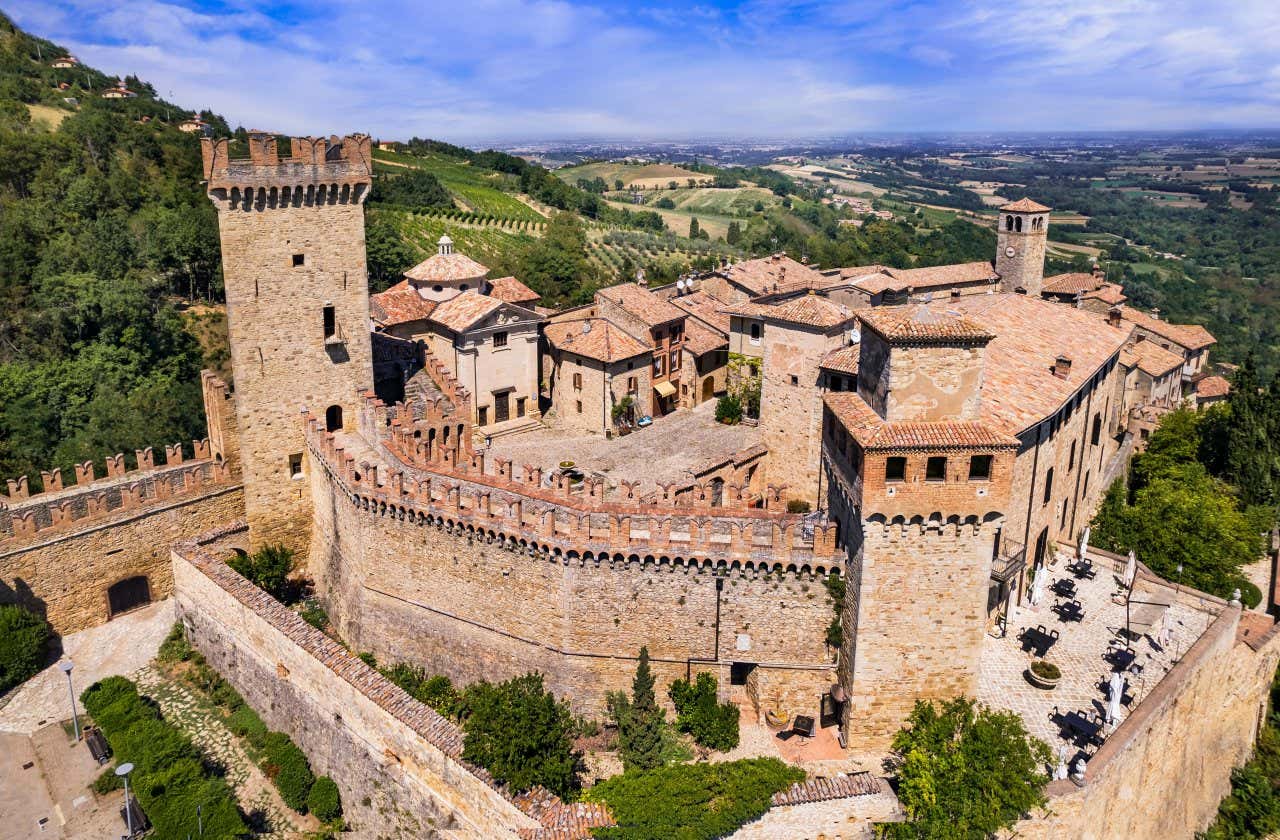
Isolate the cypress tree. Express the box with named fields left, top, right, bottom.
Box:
left=689, top=217, right=701, bottom=240
left=619, top=647, right=664, bottom=771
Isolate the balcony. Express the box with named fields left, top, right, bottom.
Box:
left=991, top=541, right=1026, bottom=583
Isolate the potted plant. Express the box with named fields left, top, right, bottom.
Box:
left=1025, top=659, right=1061, bottom=690
left=558, top=460, right=575, bottom=470
left=765, top=709, right=790, bottom=730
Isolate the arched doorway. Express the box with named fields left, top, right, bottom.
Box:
left=326, top=405, right=344, bottom=432
left=702, top=378, right=714, bottom=402
left=711, top=477, right=724, bottom=507
left=107, top=576, right=151, bottom=618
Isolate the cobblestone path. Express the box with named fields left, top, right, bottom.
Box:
left=132, top=665, right=310, bottom=837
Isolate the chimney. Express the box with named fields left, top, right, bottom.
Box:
left=1107, top=307, right=1122, bottom=328
left=1052, top=355, right=1073, bottom=379
left=1151, top=308, right=1160, bottom=321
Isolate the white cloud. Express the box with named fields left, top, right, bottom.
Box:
left=9, top=0, right=1280, bottom=139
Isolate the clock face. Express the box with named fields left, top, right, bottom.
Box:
left=1005, top=246, right=1016, bottom=257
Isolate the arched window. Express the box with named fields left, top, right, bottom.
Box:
left=325, top=405, right=343, bottom=432
left=1014, top=216, right=1023, bottom=232
left=1006, top=215, right=1014, bottom=231
left=107, top=576, right=151, bottom=617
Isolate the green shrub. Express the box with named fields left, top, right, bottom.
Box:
left=228, top=705, right=268, bottom=749
left=79, top=677, right=248, bottom=839
left=668, top=672, right=740, bottom=751
left=0, top=604, right=50, bottom=693
left=300, top=601, right=329, bottom=631
left=228, top=544, right=299, bottom=603
left=1030, top=660, right=1061, bottom=680
left=460, top=673, right=580, bottom=799
left=1239, top=579, right=1264, bottom=610
left=586, top=757, right=803, bottom=840
left=786, top=499, right=811, bottom=514
left=380, top=663, right=463, bottom=719
left=307, top=776, right=343, bottom=822
left=714, top=394, right=742, bottom=425
left=156, top=622, right=193, bottom=664
left=92, top=765, right=123, bottom=794
left=262, top=731, right=315, bottom=812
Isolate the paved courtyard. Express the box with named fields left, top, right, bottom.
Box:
left=489, top=399, right=762, bottom=494
left=0, top=599, right=175, bottom=734
left=976, top=550, right=1211, bottom=771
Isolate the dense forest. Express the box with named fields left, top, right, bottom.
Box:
left=0, top=13, right=222, bottom=486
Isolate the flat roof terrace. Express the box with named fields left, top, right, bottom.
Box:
left=977, top=547, right=1217, bottom=770
left=487, top=400, right=763, bottom=497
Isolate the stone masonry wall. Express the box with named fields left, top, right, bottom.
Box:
left=1013, top=606, right=1280, bottom=840
left=842, top=516, right=999, bottom=750
left=306, top=455, right=838, bottom=720
left=759, top=324, right=842, bottom=504
left=0, top=484, right=243, bottom=634
left=171, top=528, right=540, bottom=839
left=212, top=188, right=374, bottom=556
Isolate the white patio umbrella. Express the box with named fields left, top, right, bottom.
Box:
left=1107, top=672, right=1126, bottom=724
left=1054, top=745, right=1070, bottom=780
left=1030, top=566, right=1048, bottom=607
left=1078, top=526, right=1091, bottom=561
left=1124, top=550, right=1138, bottom=589
left=1004, top=583, right=1018, bottom=634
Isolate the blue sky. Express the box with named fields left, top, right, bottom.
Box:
left=11, top=0, right=1280, bottom=142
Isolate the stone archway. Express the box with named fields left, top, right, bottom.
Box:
left=107, top=576, right=151, bottom=618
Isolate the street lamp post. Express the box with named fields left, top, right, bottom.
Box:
left=58, top=661, right=80, bottom=741
left=117, top=762, right=136, bottom=838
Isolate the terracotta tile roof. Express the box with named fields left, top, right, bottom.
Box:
left=596, top=283, right=685, bottom=326
left=545, top=318, right=650, bottom=363
left=723, top=293, right=854, bottom=329
left=405, top=251, right=489, bottom=284
left=1043, top=272, right=1103, bottom=295
left=1080, top=282, right=1127, bottom=305
left=820, top=345, right=860, bottom=376
left=370, top=286, right=438, bottom=326
left=683, top=318, right=728, bottom=356
left=671, top=291, right=731, bottom=334
left=858, top=305, right=995, bottom=343
left=771, top=772, right=884, bottom=806
left=824, top=392, right=1018, bottom=450
left=1121, top=307, right=1216, bottom=351
left=1195, top=375, right=1231, bottom=399
left=488, top=275, right=541, bottom=305
left=429, top=292, right=505, bottom=333
left=831, top=264, right=891, bottom=281
left=1122, top=340, right=1184, bottom=378
left=945, top=293, right=1131, bottom=434
left=1000, top=197, right=1052, bottom=213
left=719, top=254, right=826, bottom=295
left=882, top=261, right=998, bottom=291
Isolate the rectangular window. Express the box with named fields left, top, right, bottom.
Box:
left=494, top=331, right=508, bottom=348
left=670, top=350, right=679, bottom=370
left=292, top=253, right=305, bottom=267
left=1043, top=467, right=1055, bottom=504
left=288, top=453, right=304, bottom=479
left=573, top=372, right=583, bottom=390
left=654, top=356, right=664, bottom=375
left=322, top=305, right=336, bottom=339
left=576, top=400, right=582, bottom=414
left=925, top=456, right=946, bottom=482
left=885, top=456, right=906, bottom=482
left=478, top=406, right=488, bottom=425
left=627, top=376, right=637, bottom=392
left=968, top=455, right=992, bottom=481
left=749, top=322, right=761, bottom=346
left=517, top=397, right=526, bottom=418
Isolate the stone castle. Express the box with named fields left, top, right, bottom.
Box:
left=1, top=132, right=1276, bottom=838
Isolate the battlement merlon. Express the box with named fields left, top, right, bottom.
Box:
left=201, top=134, right=373, bottom=196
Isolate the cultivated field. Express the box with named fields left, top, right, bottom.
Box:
left=557, top=161, right=712, bottom=189
left=372, top=149, right=546, bottom=222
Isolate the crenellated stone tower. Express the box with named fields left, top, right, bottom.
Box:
left=202, top=133, right=375, bottom=554
left=822, top=306, right=1018, bottom=748
left=995, top=197, right=1050, bottom=296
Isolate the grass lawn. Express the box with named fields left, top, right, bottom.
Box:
left=27, top=103, right=71, bottom=130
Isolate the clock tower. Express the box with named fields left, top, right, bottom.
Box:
left=995, top=197, right=1050, bottom=296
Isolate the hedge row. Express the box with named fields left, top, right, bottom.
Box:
left=81, top=676, right=248, bottom=839
left=157, top=623, right=342, bottom=823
